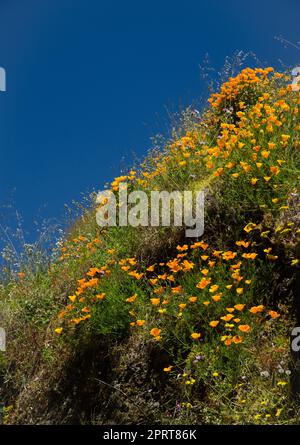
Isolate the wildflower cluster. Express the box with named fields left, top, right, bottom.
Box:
left=53, top=67, right=299, bottom=424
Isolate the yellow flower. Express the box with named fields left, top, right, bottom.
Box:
left=172, top=285, right=182, bottom=294
left=196, top=277, right=211, bottom=289
left=150, top=327, right=161, bottom=337
left=249, top=305, right=265, bottom=314
left=126, top=294, right=138, bottom=303
left=236, top=287, right=244, bottom=295
left=222, top=251, right=237, bottom=261
left=136, top=319, right=145, bottom=326
left=224, top=338, right=232, bottom=346
left=209, top=320, right=219, bottom=328
left=226, top=162, right=235, bottom=168
left=158, top=308, right=167, bottom=314
left=191, top=241, right=208, bottom=250
left=87, top=267, right=102, bottom=277
left=177, top=244, right=189, bottom=251
left=191, top=332, right=201, bottom=340
left=150, top=298, right=160, bottom=306
left=267, top=254, right=278, bottom=261
left=166, top=258, right=181, bottom=273
left=213, top=167, right=224, bottom=177
left=154, top=286, right=164, bottom=295
left=234, top=304, right=245, bottom=311
left=212, top=293, right=222, bottom=302
left=270, top=165, right=280, bottom=175
left=261, top=150, right=270, bottom=158
left=128, top=258, right=136, bottom=266
left=182, top=260, right=194, bottom=271
left=158, top=273, right=167, bottom=280
left=163, top=366, right=173, bottom=372
left=242, top=253, right=257, bottom=260
left=268, top=310, right=280, bottom=319
left=221, top=314, right=234, bottom=322
left=54, top=327, right=63, bottom=335
left=238, top=324, right=251, bottom=333
left=260, top=230, right=270, bottom=238
left=189, top=296, right=198, bottom=303
left=244, top=222, right=257, bottom=233
left=209, top=284, right=219, bottom=293
left=128, top=270, right=144, bottom=280
left=240, top=162, right=251, bottom=172
left=183, top=402, right=193, bottom=409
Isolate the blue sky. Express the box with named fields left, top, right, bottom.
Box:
left=0, top=0, right=299, bottom=242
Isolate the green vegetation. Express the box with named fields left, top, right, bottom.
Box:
left=0, top=67, right=299, bottom=425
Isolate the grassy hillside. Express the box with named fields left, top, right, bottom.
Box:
left=0, top=67, right=300, bottom=425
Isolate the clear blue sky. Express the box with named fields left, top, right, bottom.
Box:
left=0, top=0, right=299, bottom=242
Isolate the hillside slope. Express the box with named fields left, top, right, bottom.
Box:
left=0, top=67, right=300, bottom=425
